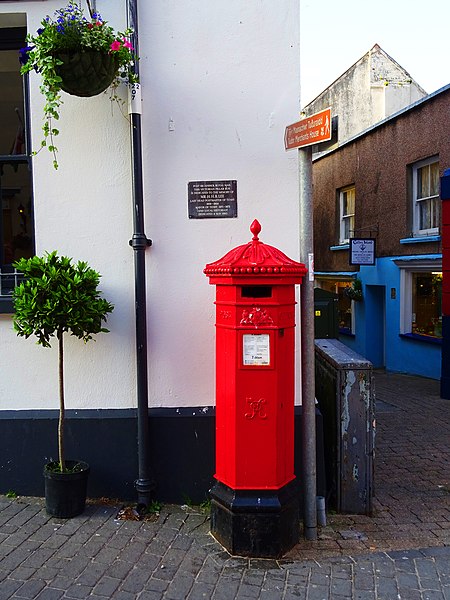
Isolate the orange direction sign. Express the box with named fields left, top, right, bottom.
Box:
left=284, top=107, right=332, bottom=150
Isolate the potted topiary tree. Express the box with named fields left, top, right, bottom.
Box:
left=12, top=251, right=114, bottom=518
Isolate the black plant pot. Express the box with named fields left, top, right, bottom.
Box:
left=43, top=460, right=90, bottom=518
left=55, top=51, right=119, bottom=97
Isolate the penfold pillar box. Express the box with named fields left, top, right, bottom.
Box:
left=204, top=220, right=307, bottom=557
left=441, top=168, right=450, bottom=399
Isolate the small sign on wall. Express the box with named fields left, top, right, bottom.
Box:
left=188, top=180, right=237, bottom=219
left=349, top=238, right=376, bottom=266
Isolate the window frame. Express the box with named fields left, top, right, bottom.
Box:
left=397, top=259, right=442, bottom=339
left=411, top=156, right=440, bottom=237
left=339, top=186, right=355, bottom=245
left=0, top=20, right=34, bottom=313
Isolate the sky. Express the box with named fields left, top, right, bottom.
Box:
left=300, top=0, right=450, bottom=107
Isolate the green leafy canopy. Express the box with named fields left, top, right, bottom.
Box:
left=13, top=251, right=114, bottom=348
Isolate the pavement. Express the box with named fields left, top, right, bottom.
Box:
left=0, top=371, right=449, bottom=599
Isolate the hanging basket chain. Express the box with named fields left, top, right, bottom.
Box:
left=85, top=0, right=94, bottom=19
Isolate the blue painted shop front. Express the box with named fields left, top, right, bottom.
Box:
left=339, top=254, right=442, bottom=380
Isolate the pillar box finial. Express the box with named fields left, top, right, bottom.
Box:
left=250, top=219, right=261, bottom=241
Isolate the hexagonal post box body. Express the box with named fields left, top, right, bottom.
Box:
left=441, top=169, right=450, bottom=399
left=211, top=268, right=301, bottom=491
left=204, top=220, right=307, bottom=558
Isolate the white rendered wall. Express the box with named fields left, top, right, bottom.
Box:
left=0, top=0, right=301, bottom=410
left=304, top=45, right=427, bottom=147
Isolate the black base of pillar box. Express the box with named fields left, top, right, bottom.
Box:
left=441, top=315, right=450, bottom=400
left=210, top=479, right=300, bottom=558
left=440, top=376, right=450, bottom=400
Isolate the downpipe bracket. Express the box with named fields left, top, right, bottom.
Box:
left=129, top=234, right=152, bottom=249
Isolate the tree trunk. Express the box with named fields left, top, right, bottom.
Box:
left=58, top=330, right=65, bottom=472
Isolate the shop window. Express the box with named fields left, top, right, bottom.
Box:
left=411, top=272, right=442, bottom=338
left=0, top=19, right=34, bottom=311
left=339, top=186, right=355, bottom=245
left=412, top=157, right=440, bottom=236
left=398, top=260, right=442, bottom=340
left=337, top=283, right=353, bottom=333
left=317, top=278, right=355, bottom=334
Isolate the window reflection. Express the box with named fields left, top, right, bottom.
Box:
left=0, top=22, right=34, bottom=301
left=411, top=272, right=442, bottom=338
left=1, top=163, right=33, bottom=265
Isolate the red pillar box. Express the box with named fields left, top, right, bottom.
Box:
left=440, top=168, right=450, bottom=399
left=204, top=220, right=307, bottom=557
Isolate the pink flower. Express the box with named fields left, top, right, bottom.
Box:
left=123, top=39, right=133, bottom=50
left=110, top=40, right=121, bottom=52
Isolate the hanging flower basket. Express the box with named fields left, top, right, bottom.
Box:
left=55, top=51, right=120, bottom=97
left=344, top=278, right=363, bottom=302
left=19, top=2, right=138, bottom=168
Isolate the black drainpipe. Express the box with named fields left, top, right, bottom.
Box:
left=127, top=0, right=155, bottom=508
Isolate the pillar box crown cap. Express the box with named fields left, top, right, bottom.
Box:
left=204, top=219, right=307, bottom=283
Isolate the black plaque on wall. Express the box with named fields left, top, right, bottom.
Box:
left=188, top=180, right=237, bottom=219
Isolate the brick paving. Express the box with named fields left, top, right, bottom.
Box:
left=0, top=371, right=449, bottom=599
left=285, top=371, right=450, bottom=561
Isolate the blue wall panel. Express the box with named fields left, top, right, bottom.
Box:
left=337, top=256, right=441, bottom=380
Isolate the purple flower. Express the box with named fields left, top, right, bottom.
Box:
left=18, top=45, right=34, bottom=66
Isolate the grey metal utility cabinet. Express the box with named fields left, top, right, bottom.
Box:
left=315, top=339, right=375, bottom=515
